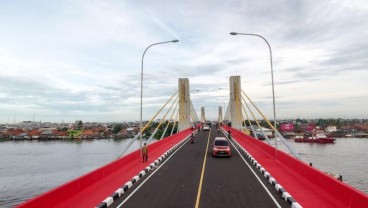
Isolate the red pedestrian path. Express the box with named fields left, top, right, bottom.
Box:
left=223, top=125, right=368, bottom=208
left=17, top=129, right=192, bottom=208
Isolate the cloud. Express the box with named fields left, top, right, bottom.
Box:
left=151, top=18, right=180, bottom=40
left=0, top=0, right=367, bottom=122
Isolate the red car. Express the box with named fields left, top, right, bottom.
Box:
left=212, top=137, right=231, bottom=157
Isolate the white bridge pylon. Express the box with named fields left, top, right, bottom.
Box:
left=200, top=107, right=206, bottom=123
left=178, top=78, right=191, bottom=131
left=176, top=78, right=301, bottom=160
left=229, top=76, right=243, bottom=130
left=218, top=106, right=223, bottom=123
left=178, top=76, right=242, bottom=131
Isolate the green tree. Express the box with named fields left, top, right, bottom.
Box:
left=112, top=124, right=123, bottom=134
left=76, top=120, right=83, bottom=130
left=156, top=129, right=164, bottom=139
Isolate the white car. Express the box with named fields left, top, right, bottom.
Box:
left=202, top=125, right=210, bottom=131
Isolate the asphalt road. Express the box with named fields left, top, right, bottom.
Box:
left=112, top=126, right=289, bottom=208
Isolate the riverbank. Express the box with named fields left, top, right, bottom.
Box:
left=0, top=136, right=142, bottom=142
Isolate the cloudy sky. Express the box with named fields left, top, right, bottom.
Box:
left=0, top=0, right=367, bottom=123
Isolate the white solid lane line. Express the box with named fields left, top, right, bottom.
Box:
left=229, top=139, right=282, bottom=208
left=117, top=139, right=189, bottom=208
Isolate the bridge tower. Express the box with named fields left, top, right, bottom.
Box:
left=178, top=78, right=191, bottom=131
left=224, top=102, right=230, bottom=121
left=230, top=76, right=243, bottom=130
left=218, top=106, right=223, bottom=123
left=200, top=107, right=206, bottom=123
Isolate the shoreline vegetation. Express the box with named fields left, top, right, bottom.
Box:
left=1, top=118, right=367, bottom=142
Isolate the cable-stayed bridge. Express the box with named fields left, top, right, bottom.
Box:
left=17, top=77, right=368, bottom=208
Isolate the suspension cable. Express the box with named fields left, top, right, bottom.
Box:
left=117, top=91, right=178, bottom=158
left=240, top=97, right=254, bottom=136
left=147, top=95, right=178, bottom=143
left=189, top=99, right=199, bottom=122
left=241, top=94, right=262, bottom=128
left=241, top=89, right=301, bottom=159
left=241, top=90, right=275, bottom=131
left=170, top=110, right=179, bottom=136
left=224, top=99, right=231, bottom=121
left=243, top=106, right=252, bottom=128
left=240, top=94, right=261, bottom=140
left=161, top=102, right=179, bottom=140
left=241, top=94, right=272, bottom=144
left=141, top=90, right=178, bottom=134
left=239, top=93, right=247, bottom=129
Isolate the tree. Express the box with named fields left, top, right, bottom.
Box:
left=76, top=120, right=83, bottom=130
left=112, top=124, right=123, bottom=134
left=156, top=129, right=164, bottom=139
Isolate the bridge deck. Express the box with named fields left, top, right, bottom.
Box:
left=18, top=126, right=368, bottom=208
left=112, top=127, right=289, bottom=208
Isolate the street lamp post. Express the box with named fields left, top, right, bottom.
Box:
left=140, top=39, right=179, bottom=152
left=230, top=32, right=277, bottom=149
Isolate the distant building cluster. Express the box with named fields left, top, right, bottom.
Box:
left=227, top=118, right=368, bottom=139
left=277, top=119, right=368, bottom=138
left=0, top=121, right=141, bottom=140
left=1, top=118, right=367, bottom=141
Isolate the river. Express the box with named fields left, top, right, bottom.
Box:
left=0, top=139, right=144, bottom=208
left=0, top=137, right=367, bottom=207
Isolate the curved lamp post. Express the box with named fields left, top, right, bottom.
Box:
left=140, top=39, right=179, bottom=151
left=229, top=32, right=277, bottom=148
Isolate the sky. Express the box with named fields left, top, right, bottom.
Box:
left=0, top=0, right=367, bottom=123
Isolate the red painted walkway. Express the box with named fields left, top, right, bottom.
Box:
left=223, top=125, right=368, bottom=208
left=17, top=129, right=192, bottom=208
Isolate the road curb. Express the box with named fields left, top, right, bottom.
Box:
left=95, top=137, right=190, bottom=208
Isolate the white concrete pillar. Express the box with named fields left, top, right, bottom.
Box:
left=178, top=78, right=191, bottom=131
left=200, top=107, right=206, bottom=123
left=224, top=100, right=231, bottom=122
left=218, top=106, right=223, bottom=123
left=230, top=76, right=242, bottom=130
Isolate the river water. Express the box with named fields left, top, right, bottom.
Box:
left=0, top=139, right=144, bottom=208
left=0, top=138, right=367, bottom=207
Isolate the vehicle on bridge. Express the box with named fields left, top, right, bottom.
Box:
left=212, top=137, right=231, bottom=157
left=189, top=133, right=195, bottom=143
left=202, top=125, right=210, bottom=131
